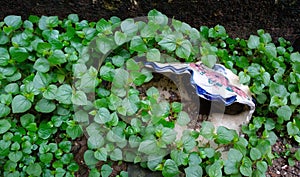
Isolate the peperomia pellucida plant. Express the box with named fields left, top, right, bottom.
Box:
left=0, top=9, right=299, bottom=177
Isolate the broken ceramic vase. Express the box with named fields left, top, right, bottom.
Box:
left=144, top=61, right=256, bottom=132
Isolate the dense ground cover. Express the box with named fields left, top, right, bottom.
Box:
left=0, top=9, right=299, bottom=176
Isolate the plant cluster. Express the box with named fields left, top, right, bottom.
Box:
left=0, top=9, right=299, bottom=177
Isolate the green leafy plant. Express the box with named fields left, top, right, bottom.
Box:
left=0, top=9, right=299, bottom=177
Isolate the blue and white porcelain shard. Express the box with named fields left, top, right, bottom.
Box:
left=144, top=61, right=256, bottom=124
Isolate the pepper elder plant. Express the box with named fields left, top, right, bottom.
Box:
left=0, top=9, right=299, bottom=177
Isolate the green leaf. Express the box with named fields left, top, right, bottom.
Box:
left=148, top=9, right=168, bottom=25
left=111, top=68, right=129, bottom=97
left=146, top=48, right=161, bottom=62
left=224, top=160, right=239, bottom=175
left=108, top=94, right=122, bottom=111
left=199, top=121, right=215, bottom=140
left=35, top=98, right=56, bottom=113
left=182, top=134, right=197, bottom=152
left=79, top=67, right=98, bottom=92
left=84, top=150, right=98, bottom=167
left=216, top=126, right=235, bottom=144
left=20, top=113, right=35, bottom=128
left=176, top=40, right=192, bottom=59
left=290, top=92, right=300, bottom=106
left=146, top=86, right=160, bottom=98
left=111, top=55, right=125, bottom=67
left=38, top=16, right=59, bottom=30
left=83, top=27, right=96, bottom=40
left=269, top=81, right=289, bottom=97
left=48, top=50, right=66, bottom=65
left=59, top=141, right=72, bottom=153
left=89, top=168, right=100, bottom=177
left=120, top=97, right=139, bottom=116
left=0, top=31, right=9, bottom=45
left=260, top=32, right=272, bottom=43
left=250, top=148, right=262, bottom=161
left=151, top=103, right=168, bottom=124
left=0, top=48, right=10, bottom=66
left=33, top=71, right=51, bottom=90
left=265, top=43, right=277, bottom=58
left=130, top=36, right=147, bottom=52
left=201, top=55, right=217, bottom=68
left=0, top=103, right=10, bottom=118
left=171, top=150, right=189, bottom=166
left=114, top=31, right=127, bottom=46
left=0, top=120, right=11, bottom=134
left=247, top=35, right=260, bottom=49
left=208, top=25, right=227, bottom=38
left=33, top=58, right=50, bottom=73
left=74, top=110, right=89, bottom=122
left=9, top=47, right=29, bottom=63
left=261, top=72, right=270, bottom=86
left=256, top=140, right=271, bottom=156
left=56, top=84, right=72, bottom=104
left=266, top=131, right=277, bottom=145
left=208, top=160, right=223, bottom=177
left=270, top=95, right=287, bottom=107
left=177, top=111, right=190, bottom=126
left=141, top=21, right=160, bottom=38
left=238, top=72, right=251, bottom=84
left=71, top=90, right=88, bottom=105
left=94, top=148, right=107, bottom=161
left=256, top=161, right=268, bottom=173
left=101, top=164, right=113, bottom=177
left=38, top=121, right=53, bottom=139
left=121, top=19, right=138, bottom=35
left=100, top=64, right=115, bottom=82
left=290, top=52, right=300, bottom=62
left=224, top=149, right=243, bottom=174
left=295, top=149, right=300, bottom=161
left=12, top=95, right=32, bottom=113
left=188, top=152, right=202, bottom=165
left=276, top=105, right=292, bottom=121
left=138, top=139, right=159, bottom=154
left=171, top=102, right=182, bottom=113
left=162, top=159, right=179, bottom=177
left=95, top=107, right=112, bottom=124
left=240, top=157, right=252, bottom=176
left=4, top=15, right=22, bottom=30
left=96, top=18, right=111, bottom=33
left=40, top=153, right=53, bottom=164
left=287, top=122, right=299, bottom=136
left=88, top=134, right=105, bottom=149
left=131, top=71, right=147, bottom=86
left=185, top=165, right=203, bottom=177
left=126, top=58, right=140, bottom=71
left=161, top=127, right=177, bottom=144
left=247, top=63, right=260, bottom=78
left=68, top=14, right=79, bottom=23
left=8, top=151, right=22, bottom=162
left=106, top=126, right=126, bottom=143
left=236, top=56, right=249, bottom=68
left=37, top=42, right=51, bottom=54
left=4, top=83, right=19, bottom=94
left=43, top=84, right=57, bottom=100
left=66, top=125, right=83, bottom=139
left=110, top=148, right=123, bottom=161
left=158, top=35, right=176, bottom=51
left=228, top=149, right=243, bottom=162
left=26, top=163, right=42, bottom=176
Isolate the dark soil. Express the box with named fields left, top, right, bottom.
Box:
left=1, top=0, right=300, bottom=176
